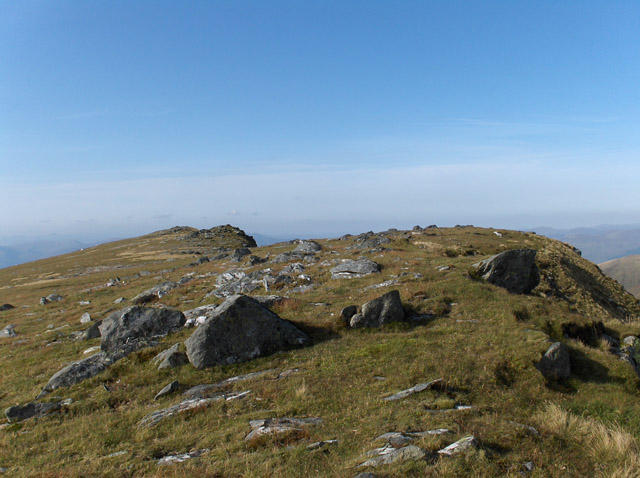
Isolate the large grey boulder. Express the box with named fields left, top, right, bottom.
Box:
left=471, top=249, right=540, bottom=294
left=100, top=306, right=185, bottom=360
left=331, top=259, right=380, bottom=279
left=185, top=295, right=309, bottom=369
left=39, top=352, right=111, bottom=396
left=293, top=241, right=322, bottom=254
left=350, top=290, right=405, bottom=328
left=535, top=342, right=571, bottom=380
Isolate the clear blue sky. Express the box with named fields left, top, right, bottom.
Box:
left=1, top=1, right=639, bottom=242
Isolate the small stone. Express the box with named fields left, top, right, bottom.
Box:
left=155, top=380, right=180, bottom=400
left=80, top=312, right=92, bottom=324
left=114, top=297, right=126, bottom=304
left=437, top=436, right=478, bottom=456
left=523, top=461, right=535, bottom=472
left=306, top=439, right=338, bottom=450
left=383, top=378, right=443, bottom=401
left=536, top=342, right=571, bottom=380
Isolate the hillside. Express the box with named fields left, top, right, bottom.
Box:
left=2, top=225, right=640, bottom=477
left=600, top=255, right=640, bottom=299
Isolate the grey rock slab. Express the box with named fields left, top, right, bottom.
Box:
left=100, top=306, right=185, bottom=360
left=184, top=304, right=218, bottom=322
left=132, top=281, right=178, bottom=304
left=358, top=445, right=427, bottom=468
left=535, top=342, right=571, bottom=380
left=183, top=369, right=277, bottom=398
left=151, top=344, right=189, bottom=370
left=40, top=352, right=111, bottom=396
left=230, top=248, right=252, bottom=262
left=80, top=312, right=92, bottom=324
left=362, top=279, right=400, bottom=291
left=245, top=417, right=322, bottom=441
left=471, top=249, right=540, bottom=294
left=157, top=449, right=210, bottom=465
left=155, top=380, right=180, bottom=400
left=151, top=343, right=180, bottom=364
left=5, top=399, right=71, bottom=422
left=383, top=378, right=443, bottom=401
left=114, top=297, right=126, bottom=304
left=375, top=429, right=451, bottom=446
left=306, top=439, right=338, bottom=450
left=185, top=295, right=308, bottom=369
left=46, top=294, right=63, bottom=302
left=350, top=290, right=404, bottom=328
left=331, top=259, right=380, bottom=279
left=354, top=474, right=377, bottom=478
left=438, top=436, right=478, bottom=456
left=139, top=393, right=249, bottom=428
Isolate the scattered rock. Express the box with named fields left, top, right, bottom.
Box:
left=331, top=259, right=380, bottom=279
left=157, top=449, right=210, bottom=465
left=47, top=294, right=63, bottom=302
left=100, top=306, right=185, bottom=360
left=535, top=342, right=571, bottom=380
left=340, top=305, right=358, bottom=324
left=350, top=290, right=405, bottom=328
left=230, top=248, right=252, bottom=262
left=383, top=378, right=443, bottom=401
left=183, top=369, right=277, bottom=398
left=155, top=380, right=180, bottom=400
left=82, top=320, right=102, bottom=340
left=280, top=263, right=305, bottom=275
left=39, top=353, right=111, bottom=396
left=293, top=240, right=322, bottom=254
left=80, top=312, right=92, bottom=324
left=114, top=297, right=126, bottom=304
left=139, top=392, right=249, bottom=428
left=5, top=398, right=72, bottom=422
left=354, top=473, right=377, bottom=478
left=523, top=461, right=535, bottom=472
left=362, top=279, right=400, bottom=291
left=189, top=256, right=210, bottom=267
left=1, top=324, right=16, bottom=338
left=153, top=343, right=189, bottom=370
left=306, top=439, right=338, bottom=450
left=245, top=417, right=322, bottom=441
left=0, top=304, right=15, bottom=311
left=348, top=233, right=391, bottom=251
left=437, top=436, right=478, bottom=456
left=83, top=346, right=100, bottom=354
left=185, top=295, right=308, bottom=369
left=471, top=249, right=540, bottom=294
left=358, top=445, right=427, bottom=468
left=132, top=281, right=178, bottom=304
left=375, top=429, right=451, bottom=446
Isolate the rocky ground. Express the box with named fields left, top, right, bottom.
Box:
left=1, top=224, right=640, bottom=477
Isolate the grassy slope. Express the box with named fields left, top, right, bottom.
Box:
left=1, top=226, right=640, bottom=477
left=600, top=255, right=640, bottom=299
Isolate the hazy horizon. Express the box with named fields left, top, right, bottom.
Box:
left=2, top=2, right=639, bottom=241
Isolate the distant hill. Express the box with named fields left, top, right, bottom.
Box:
left=0, top=239, right=89, bottom=269
left=534, top=224, right=640, bottom=263
left=599, top=254, right=640, bottom=298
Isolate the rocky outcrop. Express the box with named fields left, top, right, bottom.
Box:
left=331, top=259, right=380, bottom=279
left=40, top=353, right=111, bottom=396
left=5, top=398, right=72, bottom=422
left=100, top=306, right=185, bottom=360
left=471, top=249, right=540, bottom=294
left=185, top=295, right=309, bottom=369
left=349, top=290, right=405, bottom=328
left=535, top=342, right=571, bottom=380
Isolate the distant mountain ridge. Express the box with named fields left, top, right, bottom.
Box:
left=534, top=224, right=640, bottom=263
left=599, top=254, right=640, bottom=299
left=0, top=239, right=89, bottom=269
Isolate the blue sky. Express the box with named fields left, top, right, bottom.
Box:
left=1, top=1, right=640, bottom=242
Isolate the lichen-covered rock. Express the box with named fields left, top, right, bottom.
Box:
left=40, top=353, right=111, bottom=395
left=185, top=295, right=308, bottom=369
left=472, top=249, right=540, bottom=294
left=331, top=259, right=380, bottom=279
left=293, top=241, right=322, bottom=254
left=535, top=342, right=571, bottom=380
left=100, top=306, right=185, bottom=360
left=350, top=290, right=404, bottom=328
